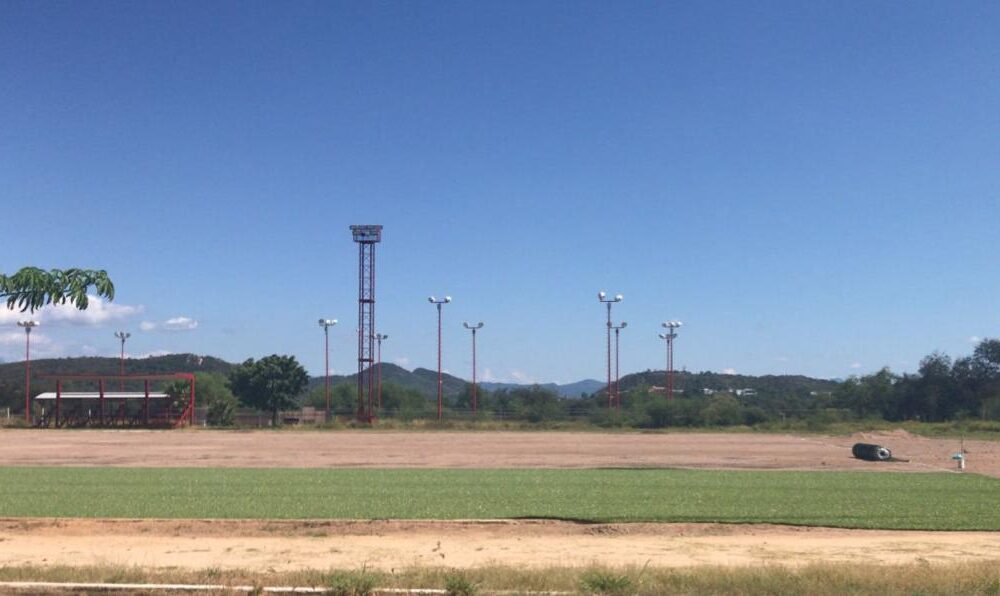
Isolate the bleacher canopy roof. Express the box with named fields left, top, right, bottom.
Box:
left=34, top=392, right=170, bottom=400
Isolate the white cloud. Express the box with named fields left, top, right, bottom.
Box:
left=393, top=356, right=410, bottom=368
left=481, top=368, right=497, bottom=382
left=775, top=356, right=789, bottom=363
left=0, top=295, right=141, bottom=326
left=968, top=336, right=981, bottom=344
left=141, top=316, right=199, bottom=332
left=163, top=316, right=198, bottom=331
left=0, top=331, right=61, bottom=360
left=850, top=362, right=862, bottom=369
left=722, top=368, right=737, bottom=375
left=509, top=370, right=535, bottom=384
left=136, top=350, right=173, bottom=358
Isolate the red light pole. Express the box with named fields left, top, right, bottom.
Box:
left=428, top=295, right=451, bottom=420
left=375, top=333, right=388, bottom=408
left=18, top=320, right=39, bottom=424
left=597, top=292, right=622, bottom=410
left=114, top=331, right=130, bottom=391
left=318, top=319, right=337, bottom=421
left=463, top=322, right=484, bottom=416
left=610, top=321, right=627, bottom=412
left=659, top=321, right=683, bottom=401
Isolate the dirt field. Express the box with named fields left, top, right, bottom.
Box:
left=2, top=429, right=998, bottom=573
left=1, top=428, right=996, bottom=476
left=2, top=518, right=1000, bottom=571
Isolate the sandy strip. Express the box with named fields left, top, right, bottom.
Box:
left=2, top=519, right=999, bottom=570
left=0, top=429, right=995, bottom=476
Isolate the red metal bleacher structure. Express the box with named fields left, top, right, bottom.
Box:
left=33, top=373, right=195, bottom=429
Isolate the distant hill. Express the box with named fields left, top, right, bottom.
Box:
left=481, top=379, right=603, bottom=398
left=308, top=362, right=469, bottom=399
left=613, top=369, right=838, bottom=396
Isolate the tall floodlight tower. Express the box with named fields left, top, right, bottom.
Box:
left=114, top=331, right=130, bottom=390
left=660, top=321, right=683, bottom=400
left=428, top=296, right=451, bottom=420
left=374, top=333, right=388, bottom=409
left=610, top=321, right=627, bottom=412
left=463, top=322, right=484, bottom=416
left=351, top=225, right=382, bottom=422
left=17, top=320, right=39, bottom=423
left=318, top=319, right=337, bottom=420
left=597, top=292, right=623, bottom=410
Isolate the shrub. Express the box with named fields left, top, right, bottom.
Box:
left=580, top=570, right=635, bottom=595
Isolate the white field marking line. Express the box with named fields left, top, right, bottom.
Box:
left=0, top=581, right=574, bottom=595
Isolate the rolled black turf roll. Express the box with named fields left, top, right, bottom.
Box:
left=852, top=443, right=892, bottom=461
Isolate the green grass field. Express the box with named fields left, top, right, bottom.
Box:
left=0, top=467, right=997, bottom=530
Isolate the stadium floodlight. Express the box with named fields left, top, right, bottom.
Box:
left=462, top=322, right=485, bottom=416
left=428, top=295, right=452, bottom=420
left=318, top=318, right=338, bottom=421
left=114, top=331, right=131, bottom=390
left=659, top=320, right=683, bottom=401
left=610, top=321, right=627, bottom=412
left=597, top=291, right=624, bottom=410
left=17, top=321, right=39, bottom=424
left=374, top=333, right=389, bottom=408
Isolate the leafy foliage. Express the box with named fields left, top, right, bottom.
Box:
left=0, top=267, right=114, bottom=312
left=834, top=339, right=1000, bottom=422
left=228, top=355, right=308, bottom=426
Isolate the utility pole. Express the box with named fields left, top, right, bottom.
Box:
left=659, top=321, right=683, bottom=401
left=610, top=321, right=627, bottom=412
left=463, top=322, right=484, bottom=416
left=318, top=319, right=337, bottom=421
left=375, top=333, right=388, bottom=408
left=597, top=291, right=623, bottom=410
left=428, top=296, right=451, bottom=420
left=18, top=321, right=39, bottom=424
left=114, top=331, right=130, bottom=391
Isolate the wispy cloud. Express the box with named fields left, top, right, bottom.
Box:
left=509, top=370, right=535, bottom=384
left=0, top=295, right=142, bottom=326
left=393, top=356, right=410, bottom=368
left=850, top=362, right=862, bottom=369
left=140, top=316, right=199, bottom=332
left=722, top=367, right=737, bottom=375
left=0, top=331, right=60, bottom=359
left=968, top=336, right=981, bottom=344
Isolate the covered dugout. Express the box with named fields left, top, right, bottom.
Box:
left=33, top=373, right=195, bottom=429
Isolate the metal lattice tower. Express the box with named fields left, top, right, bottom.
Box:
left=351, top=225, right=382, bottom=422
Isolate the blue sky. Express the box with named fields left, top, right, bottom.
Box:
left=1, top=2, right=998, bottom=382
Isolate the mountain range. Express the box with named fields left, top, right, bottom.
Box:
left=0, top=354, right=838, bottom=405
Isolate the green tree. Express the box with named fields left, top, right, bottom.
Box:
left=1, top=267, right=114, bottom=312
left=702, top=394, right=743, bottom=426
left=195, top=372, right=238, bottom=426
left=228, top=355, right=308, bottom=426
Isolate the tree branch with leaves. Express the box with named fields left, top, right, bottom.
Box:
left=1, top=267, right=115, bottom=313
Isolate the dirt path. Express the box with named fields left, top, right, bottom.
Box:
left=2, top=518, right=998, bottom=570
left=1, top=429, right=995, bottom=476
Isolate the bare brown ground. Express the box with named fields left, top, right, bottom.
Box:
left=1, top=428, right=997, bottom=476
left=1, top=429, right=997, bottom=571
left=1, top=518, right=999, bottom=571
